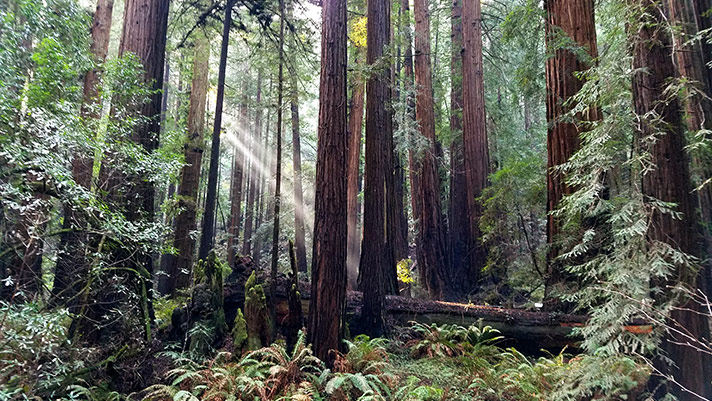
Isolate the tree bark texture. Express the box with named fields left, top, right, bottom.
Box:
left=448, top=0, right=469, bottom=293
left=543, top=0, right=599, bottom=270
left=307, top=0, right=348, bottom=365
left=413, top=0, right=448, bottom=299
left=460, top=0, right=489, bottom=294
left=346, top=68, right=365, bottom=289
left=632, top=2, right=712, bottom=398
left=358, top=0, right=392, bottom=335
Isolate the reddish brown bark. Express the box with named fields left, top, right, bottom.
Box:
left=346, top=66, right=365, bottom=289
left=632, top=2, right=712, bottom=398
left=461, top=0, right=489, bottom=293
left=413, top=0, right=448, bottom=299
left=448, top=0, right=468, bottom=291
left=665, top=0, right=712, bottom=301
left=358, top=0, right=392, bottom=335
left=544, top=0, right=599, bottom=271
left=307, top=0, right=348, bottom=364
left=160, top=37, right=210, bottom=295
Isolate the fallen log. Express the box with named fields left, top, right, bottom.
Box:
left=226, top=271, right=648, bottom=355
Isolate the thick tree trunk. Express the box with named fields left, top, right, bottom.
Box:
left=448, top=0, right=468, bottom=292
left=665, top=0, right=712, bottom=309
left=632, top=2, right=712, bottom=399
left=460, top=0, right=489, bottom=295
left=290, top=81, right=308, bottom=273
left=358, top=0, right=392, bottom=336
left=543, top=0, right=599, bottom=282
left=160, top=37, right=210, bottom=295
left=413, top=0, right=448, bottom=300
left=198, top=0, right=233, bottom=262
left=242, top=70, right=262, bottom=256
left=346, top=65, right=365, bottom=289
left=53, top=0, right=114, bottom=304
left=308, top=0, right=348, bottom=365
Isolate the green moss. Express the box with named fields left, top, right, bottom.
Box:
left=232, top=308, right=248, bottom=353
left=244, top=271, right=271, bottom=350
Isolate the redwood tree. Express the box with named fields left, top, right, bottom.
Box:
left=160, top=37, right=210, bottom=295
left=543, top=0, right=599, bottom=281
left=346, top=56, right=365, bottom=289
left=308, top=0, right=348, bottom=364
left=413, top=0, right=448, bottom=299
left=632, top=2, right=712, bottom=398
left=448, top=0, right=468, bottom=291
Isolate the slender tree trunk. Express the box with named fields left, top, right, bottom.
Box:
left=543, top=0, right=599, bottom=282
left=254, top=104, right=272, bottom=266
left=632, top=3, right=712, bottom=399
left=160, top=36, right=210, bottom=295
left=346, top=65, right=365, bottom=289
left=270, top=0, right=286, bottom=335
left=227, top=81, right=248, bottom=266
left=53, top=0, right=114, bottom=304
left=198, top=0, right=233, bottom=262
left=308, top=0, right=348, bottom=365
left=290, top=80, right=308, bottom=273
left=413, top=0, right=448, bottom=299
left=402, top=0, right=423, bottom=285
left=243, top=70, right=262, bottom=256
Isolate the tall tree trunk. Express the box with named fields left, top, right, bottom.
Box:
left=160, top=36, right=210, bottom=295
left=413, top=0, right=448, bottom=300
left=243, top=70, right=262, bottom=256
left=448, top=0, right=468, bottom=292
left=632, top=3, right=712, bottom=399
left=346, top=65, right=365, bottom=289
left=227, top=81, right=248, bottom=267
left=665, top=0, right=712, bottom=307
left=198, top=0, right=233, bottom=262
left=460, top=0, right=489, bottom=295
left=543, top=0, right=599, bottom=285
left=254, top=103, right=272, bottom=266
left=270, top=0, right=286, bottom=335
left=291, top=81, right=308, bottom=273
left=359, top=0, right=391, bottom=334
left=308, top=0, right=348, bottom=365
left=53, top=0, right=114, bottom=304
left=402, top=0, right=423, bottom=285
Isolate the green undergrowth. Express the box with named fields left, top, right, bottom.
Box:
left=138, top=323, right=648, bottom=401
left=0, top=304, right=649, bottom=401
